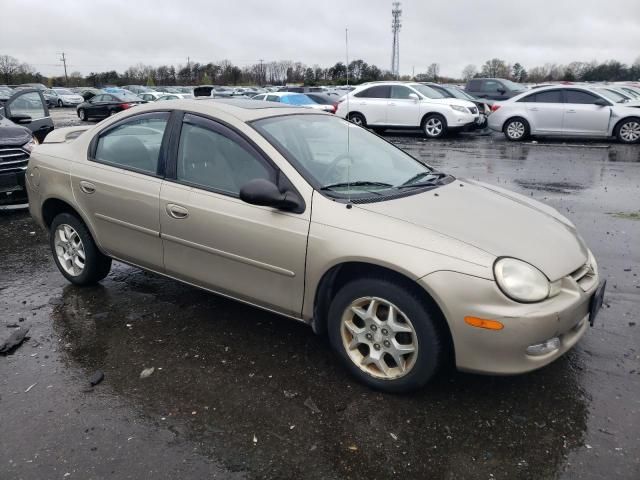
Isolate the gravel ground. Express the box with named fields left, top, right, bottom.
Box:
left=1, top=107, right=638, bottom=480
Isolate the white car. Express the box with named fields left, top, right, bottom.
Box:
left=335, top=82, right=479, bottom=138
left=156, top=93, right=195, bottom=101
left=52, top=88, right=84, bottom=107
left=252, top=92, right=333, bottom=112
left=138, top=92, right=166, bottom=102
left=488, top=85, right=640, bottom=143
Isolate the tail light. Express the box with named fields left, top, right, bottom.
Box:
left=490, top=104, right=501, bottom=112
left=119, top=103, right=132, bottom=110
left=330, top=102, right=338, bottom=113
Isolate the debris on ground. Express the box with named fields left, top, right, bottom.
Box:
left=89, top=370, right=105, bottom=386
left=0, top=326, right=30, bottom=354
left=253, top=434, right=258, bottom=445
left=304, top=397, right=321, bottom=414
left=25, top=383, right=37, bottom=393
left=140, top=367, right=155, bottom=378
left=283, top=390, right=299, bottom=399
left=390, top=432, right=398, bottom=440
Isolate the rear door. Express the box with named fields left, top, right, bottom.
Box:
left=352, top=85, right=390, bottom=125
left=159, top=113, right=309, bottom=315
left=562, top=90, right=611, bottom=136
left=71, top=111, right=170, bottom=270
left=3, top=89, right=53, bottom=142
left=387, top=85, right=421, bottom=126
left=520, top=89, right=565, bottom=133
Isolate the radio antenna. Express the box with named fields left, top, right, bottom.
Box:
left=345, top=27, right=351, bottom=204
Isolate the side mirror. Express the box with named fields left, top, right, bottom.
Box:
left=408, top=93, right=419, bottom=101
left=10, top=114, right=32, bottom=124
left=497, top=88, right=506, bottom=95
left=239, top=178, right=304, bottom=213
left=593, top=98, right=609, bottom=107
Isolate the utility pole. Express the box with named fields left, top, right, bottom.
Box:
left=259, top=58, right=264, bottom=86
left=60, top=52, right=68, bottom=84
left=390, top=2, right=402, bottom=79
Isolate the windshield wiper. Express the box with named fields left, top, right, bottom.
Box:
left=397, top=171, right=448, bottom=189
left=320, top=181, right=393, bottom=192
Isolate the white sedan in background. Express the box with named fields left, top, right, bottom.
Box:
left=52, top=88, right=84, bottom=107
left=252, top=92, right=333, bottom=112
left=488, top=85, right=640, bottom=143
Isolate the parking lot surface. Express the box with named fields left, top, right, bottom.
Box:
left=1, top=108, right=639, bottom=479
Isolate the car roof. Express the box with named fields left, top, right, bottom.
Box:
left=127, top=98, right=325, bottom=122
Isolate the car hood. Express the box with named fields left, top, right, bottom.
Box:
left=356, top=179, right=587, bottom=281
left=0, top=115, right=32, bottom=146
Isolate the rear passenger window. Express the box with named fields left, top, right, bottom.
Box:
left=519, top=90, right=563, bottom=103
left=266, top=95, right=279, bottom=102
left=467, top=80, right=481, bottom=91
left=177, top=115, right=272, bottom=195
left=354, top=86, right=390, bottom=99
left=93, top=113, right=168, bottom=175
left=565, top=90, right=600, bottom=104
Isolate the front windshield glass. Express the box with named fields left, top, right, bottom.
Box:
left=444, top=86, right=474, bottom=101
left=55, top=89, right=73, bottom=95
left=408, top=84, right=446, bottom=99
left=596, top=88, right=627, bottom=103
left=253, top=114, right=444, bottom=197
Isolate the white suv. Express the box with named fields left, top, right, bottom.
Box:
left=336, top=82, right=480, bottom=138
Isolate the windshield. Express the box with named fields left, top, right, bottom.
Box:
left=596, top=88, right=627, bottom=103
left=444, top=86, right=475, bottom=101
left=253, top=114, right=445, bottom=197
left=501, top=79, right=527, bottom=91
left=409, top=84, right=446, bottom=99
left=281, top=94, right=316, bottom=105
left=55, top=89, right=73, bottom=95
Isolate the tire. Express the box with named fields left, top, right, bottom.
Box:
left=50, top=213, right=111, bottom=286
left=615, top=118, right=640, bottom=144
left=78, top=109, right=87, bottom=121
left=327, top=277, right=444, bottom=393
left=109, top=109, right=117, bottom=117
left=348, top=112, right=366, bottom=127
left=503, top=117, right=529, bottom=141
left=58, top=99, right=63, bottom=108
left=422, top=114, right=447, bottom=139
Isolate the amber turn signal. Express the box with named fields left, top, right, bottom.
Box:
left=464, top=316, right=504, bottom=330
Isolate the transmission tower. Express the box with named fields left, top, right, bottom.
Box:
left=391, top=2, right=402, bottom=79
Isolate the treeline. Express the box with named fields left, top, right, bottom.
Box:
left=1, top=54, right=639, bottom=88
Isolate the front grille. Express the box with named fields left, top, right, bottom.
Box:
left=469, top=107, right=478, bottom=114
left=570, top=261, right=597, bottom=292
left=0, top=147, right=29, bottom=172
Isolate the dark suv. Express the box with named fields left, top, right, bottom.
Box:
left=0, top=89, right=53, bottom=208
left=465, top=78, right=527, bottom=101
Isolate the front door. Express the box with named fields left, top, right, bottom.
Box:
left=160, top=113, right=309, bottom=315
left=386, top=85, right=421, bottom=126
left=562, top=90, right=611, bottom=136
left=70, top=111, right=169, bottom=270
left=3, top=89, right=54, bottom=142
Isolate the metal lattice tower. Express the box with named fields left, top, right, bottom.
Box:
left=391, top=2, right=402, bottom=78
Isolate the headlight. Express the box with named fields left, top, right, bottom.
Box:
left=450, top=105, right=469, bottom=113
left=494, top=258, right=552, bottom=303
left=22, top=137, right=37, bottom=153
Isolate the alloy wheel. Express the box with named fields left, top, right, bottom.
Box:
left=620, top=121, right=640, bottom=142
left=506, top=121, right=525, bottom=139
left=340, top=296, right=418, bottom=380
left=424, top=118, right=443, bottom=137
left=54, top=224, right=86, bottom=277
left=350, top=114, right=364, bottom=126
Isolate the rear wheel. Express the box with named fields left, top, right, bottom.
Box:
left=615, top=118, right=640, bottom=144
left=422, top=114, right=447, bottom=139
left=328, top=277, right=444, bottom=392
left=109, top=109, right=117, bottom=117
left=503, top=117, right=529, bottom=141
left=348, top=112, right=366, bottom=127
left=50, top=213, right=111, bottom=286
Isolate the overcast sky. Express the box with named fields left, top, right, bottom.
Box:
left=2, top=0, right=639, bottom=78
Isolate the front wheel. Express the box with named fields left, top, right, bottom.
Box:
left=616, top=118, right=640, bottom=144
left=78, top=109, right=87, bottom=121
left=503, top=117, right=529, bottom=141
left=328, top=278, right=444, bottom=392
left=422, top=114, right=447, bottom=139
left=58, top=99, right=63, bottom=107
left=50, top=213, right=112, bottom=286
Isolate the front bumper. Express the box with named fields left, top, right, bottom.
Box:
left=419, top=269, right=599, bottom=375
left=0, top=167, right=28, bottom=208
left=448, top=111, right=480, bottom=130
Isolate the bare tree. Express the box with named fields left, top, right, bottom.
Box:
left=0, top=55, right=20, bottom=84
left=461, top=64, right=477, bottom=81
left=426, top=63, right=440, bottom=82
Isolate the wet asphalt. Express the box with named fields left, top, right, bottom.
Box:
left=1, top=108, right=639, bottom=480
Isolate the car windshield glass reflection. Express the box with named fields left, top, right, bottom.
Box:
left=253, top=114, right=444, bottom=197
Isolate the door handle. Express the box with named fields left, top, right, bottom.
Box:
left=166, top=203, right=189, bottom=219
left=529, top=107, right=539, bottom=111
left=566, top=110, right=577, bottom=113
left=79, top=181, right=96, bottom=194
